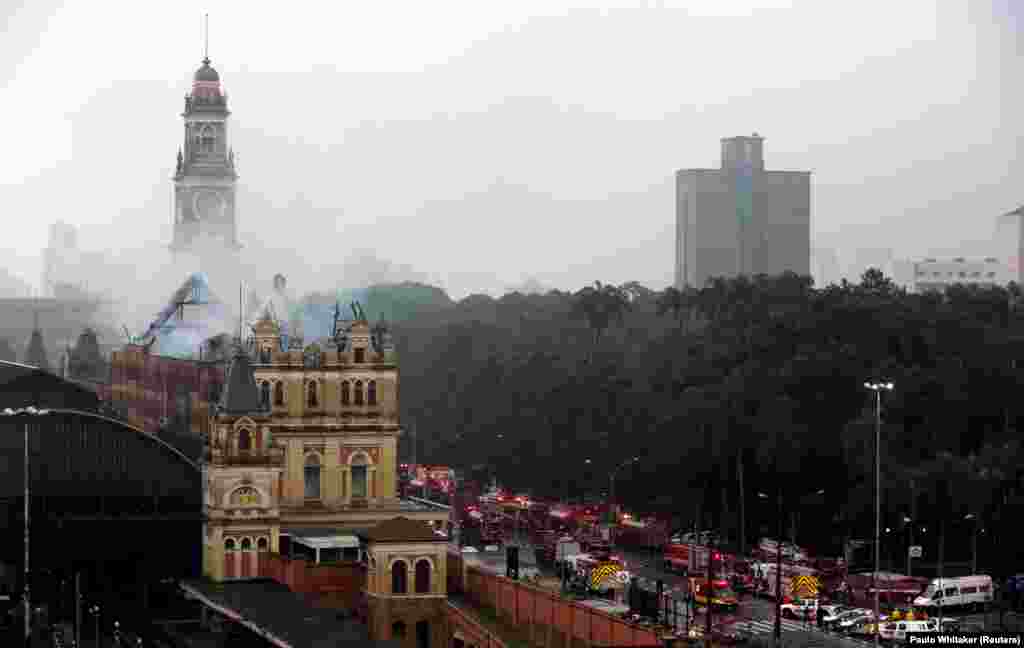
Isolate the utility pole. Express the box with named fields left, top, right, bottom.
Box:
left=75, top=572, right=81, bottom=648
left=705, top=515, right=713, bottom=647
left=23, top=419, right=30, bottom=648
left=774, top=492, right=783, bottom=645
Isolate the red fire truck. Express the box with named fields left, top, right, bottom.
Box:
left=663, top=543, right=726, bottom=575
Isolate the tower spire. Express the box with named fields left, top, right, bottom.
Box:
left=203, top=13, right=210, bottom=63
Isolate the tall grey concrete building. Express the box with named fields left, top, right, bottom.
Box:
left=675, top=135, right=810, bottom=289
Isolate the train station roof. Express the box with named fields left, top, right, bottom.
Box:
left=181, top=579, right=396, bottom=648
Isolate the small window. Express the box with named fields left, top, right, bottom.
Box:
left=241, top=537, right=252, bottom=551
left=257, top=537, right=269, bottom=551
left=238, top=428, right=251, bottom=451
left=944, top=587, right=957, bottom=596
left=307, top=380, right=318, bottom=408
left=225, top=538, right=237, bottom=551
left=354, top=348, right=365, bottom=363
left=368, top=380, right=377, bottom=406
left=341, top=380, right=350, bottom=405
left=961, top=586, right=977, bottom=594
left=897, top=623, right=906, bottom=631
left=354, top=380, right=364, bottom=406
left=260, top=381, right=270, bottom=408
left=274, top=381, right=285, bottom=406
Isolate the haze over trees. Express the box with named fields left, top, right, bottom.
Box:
left=359, top=272, right=1024, bottom=574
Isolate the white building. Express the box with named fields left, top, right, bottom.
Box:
left=911, top=258, right=1010, bottom=293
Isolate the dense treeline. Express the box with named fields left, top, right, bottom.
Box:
left=304, top=273, right=1024, bottom=570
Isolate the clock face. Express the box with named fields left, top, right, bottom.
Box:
left=194, top=191, right=224, bottom=221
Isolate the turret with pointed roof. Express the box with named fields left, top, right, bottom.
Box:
left=219, top=343, right=268, bottom=415
left=24, top=311, right=50, bottom=371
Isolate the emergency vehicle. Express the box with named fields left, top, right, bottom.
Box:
left=753, top=562, right=821, bottom=601
left=688, top=576, right=739, bottom=611
left=568, top=554, right=631, bottom=595
left=663, top=543, right=726, bottom=575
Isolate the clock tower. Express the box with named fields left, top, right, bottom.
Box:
left=171, top=56, right=241, bottom=253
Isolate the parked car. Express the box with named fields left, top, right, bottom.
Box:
left=836, top=609, right=877, bottom=633
left=878, top=619, right=939, bottom=642
left=780, top=599, right=817, bottom=619
left=820, top=604, right=853, bottom=625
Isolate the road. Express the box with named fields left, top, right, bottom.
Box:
left=611, top=547, right=1024, bottom=644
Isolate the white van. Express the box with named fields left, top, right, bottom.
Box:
left=879, top=619, right=939, bottom=641
left=913, top=575, right=994, bottom=611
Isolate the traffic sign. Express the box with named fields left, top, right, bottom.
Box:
left=909, top=545, right=923, bottom=558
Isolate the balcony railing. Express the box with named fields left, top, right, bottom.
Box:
left=207, top=448, right=284, bottom=466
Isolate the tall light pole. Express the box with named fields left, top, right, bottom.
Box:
left=2, top=406, right=53, bottom=648
left=609, top=457, right=639, bottom=549
left=89, top=604, right=100, bottom=646
left=864, top=381, right=894, bottom=648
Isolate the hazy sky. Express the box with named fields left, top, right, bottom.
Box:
left=2, top=0, right=1022, bottom=299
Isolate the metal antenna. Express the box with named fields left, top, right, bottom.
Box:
left=204, top=14, right=210, bottom=62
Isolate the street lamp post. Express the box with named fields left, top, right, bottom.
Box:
left=2, top=406, right=53, bottom=648
left=609, top=457, right=639, bottom=548
left=89, top=606, right=100, bottom=642
left=964, top=514, right=979, bottom=575
left=864, top=381, right=894, bottom=648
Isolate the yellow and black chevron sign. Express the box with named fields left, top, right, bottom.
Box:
left=589, top=563, right=620, bottom=589
left=792, top=575, right=820, bottom=597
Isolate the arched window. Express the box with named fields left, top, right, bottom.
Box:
left=241, top=537, right=252, bottom=551
left=224, top=538, right=237, bottom=551
left=351, top=452, right=369, bottom=499
left=238, top=428, right=251, bottom=452
left=274, top=381, right=284, bottom=406
left=257, top=537, right=269, bottom=551
left=341, top=380, right=350, bottom=406
left=415, top=559, right=432, bottom=594
left=354, top=380, right=364, bottom=406
left=304, top=454, right=321, bottom=500
left=354, top=348, right=365, bottom=364
left=307, top=380, right=318, bottom=408
left=367, top=380, right=377, bottom=406
left=392, top=621, right=407, bottom=639
left=200, top=125, right=216, bottom=153
left=260, top=381, right=270, bottom=408
left=391, top=561, right=408, bottom=594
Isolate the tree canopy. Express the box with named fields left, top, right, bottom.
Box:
left=371, top=270, right=1024, bottom=570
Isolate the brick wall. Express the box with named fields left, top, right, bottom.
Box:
left=261, top=553, right=367, bottom=610
left=463, top=566, right=662, bottom=648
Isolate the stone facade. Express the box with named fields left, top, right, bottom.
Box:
left=202, top=308, right=447, bottom=585
left=364, top=532, right=450, bottom=646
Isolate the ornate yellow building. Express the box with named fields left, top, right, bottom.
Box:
left=202, top=303, right=449, bottom=583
